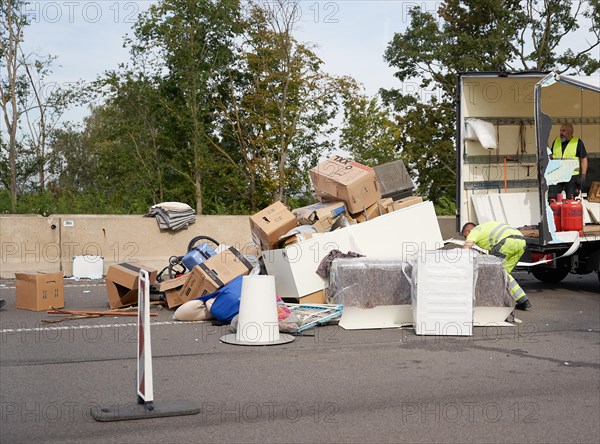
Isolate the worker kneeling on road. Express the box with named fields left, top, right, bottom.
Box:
left=461, top=221, right=532, bottom=311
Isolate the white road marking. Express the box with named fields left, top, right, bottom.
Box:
left=1, top=320, right=206, bottom=334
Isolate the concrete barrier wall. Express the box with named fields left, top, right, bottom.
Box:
left=1, top=215, right=62, bottom=276
left=0, top=213, right=459, bottom=278
left=1, top=214, right=256, bottom=278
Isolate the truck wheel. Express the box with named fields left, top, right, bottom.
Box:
left=531, top=265, right=570, bottom=283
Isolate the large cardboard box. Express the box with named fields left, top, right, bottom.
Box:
left=105, top=263, right=158, bottom=309
left=282, top=289, right=327, bottom=304
left=15, top=271, right=64, bottom=311
left=174, top=247, right=253, bottom=307
left=588, top=181, right=600, bottom=203
left=249, top=201, right=297, bottom=250
left=309, top=156, right=381, bottom=214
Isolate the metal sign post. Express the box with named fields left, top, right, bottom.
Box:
left=91, top=269, right=200, bottom=422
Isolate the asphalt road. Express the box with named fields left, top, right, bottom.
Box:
left=0, top=271, right=598, bottom=443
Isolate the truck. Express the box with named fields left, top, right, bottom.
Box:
left=456, top=71, right=599, bottom=284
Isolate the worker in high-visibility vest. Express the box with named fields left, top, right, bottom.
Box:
left=548, top=123, right=588, bottom=200
left=461, top=221, right=531, bottom=311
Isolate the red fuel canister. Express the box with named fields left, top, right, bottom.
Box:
left=549, top=194, right=563, bottom=231
left=561, top=198, right=583, bottom=234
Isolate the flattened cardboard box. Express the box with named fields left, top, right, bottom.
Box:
left=173, top=247, right=253, bottom=308
left=105, top=263, right=158, bottom=309
left=249, top=201, right=297, bottom=250
left=15, top=271, right=64, bottom=311
left=309, top=156, right=381, bottom=213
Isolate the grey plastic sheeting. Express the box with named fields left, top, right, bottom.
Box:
left=328, top=255, right=513, bottom=309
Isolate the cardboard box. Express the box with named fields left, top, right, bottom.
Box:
left=174, top=247, right=253, bottom=307
left=589, top=181, right=600, bottom=203
left=390, top=196, right=423, bottom=212
left=312, top=216, right=336, bottom=233
left=352, top=200, right=387, bottom=223
left=15, top=271, right=64, bottom=311
left=157, top=275, right=188, bottom=308
left=309, top=156, right=381, bottom=213
left=282, top=231, right=316, bottom=247
left=292, top=201, right=347, bottom=225
left=249, top=201, right=297, bottom=250
left=105, top=263, right=158, bottom=309
left=378, top=197, right=394, bottom=214
left=282, top=289, right=327, bottom=304
left=299, top=289, right=327, bottom=304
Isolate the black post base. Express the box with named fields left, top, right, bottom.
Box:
left=91, top=400, right=201, bottom=422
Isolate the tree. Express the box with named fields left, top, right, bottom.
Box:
left=96, top=71, right=177, bottom=205
left=1, top=0, right=78, bottom=213
left=381, top=0, right=600, bottom=211
left=516, top=0, right=599, bottom=73
left=211, top=0, right=350, bottom=209
left=127, top=0, right=242, bottom=214
left=339, top=87, right=402, bottom=167
left=0, top=0, right=27, bottom=211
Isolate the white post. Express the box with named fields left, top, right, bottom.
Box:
left=137, top=269, right=154, bottom=406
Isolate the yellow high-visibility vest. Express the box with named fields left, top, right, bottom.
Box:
left=466, top=221, right=522, bottom=251
left=552, top=137, right=580, bottom=175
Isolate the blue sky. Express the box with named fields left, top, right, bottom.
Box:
left=19, top=1, right=423, bottom=123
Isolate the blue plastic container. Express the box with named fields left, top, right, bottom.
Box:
left=182, top=244, right=217, bottom=270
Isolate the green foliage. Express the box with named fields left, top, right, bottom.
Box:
left=396, top=100, right=456, bottom=205
left=8, top=0, right=597, bottom=217
left=0, top=189, right=12, bottom=213
left=127, top=0, right=243, bottom=214
left=200, top=0, right=349, bottom=210
left=339, top=88, right=402, bottom=166
left=433, top=196, right=457, bottom=216
left=382, top=0, right=600, bottom=210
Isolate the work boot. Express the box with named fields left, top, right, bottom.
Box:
left=515, top=298, right=532, bottom=311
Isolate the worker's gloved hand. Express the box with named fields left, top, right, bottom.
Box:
left=579, top=174, right=586, bottom=187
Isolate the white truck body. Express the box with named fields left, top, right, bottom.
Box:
left=456, top=72, right=599, bottom=282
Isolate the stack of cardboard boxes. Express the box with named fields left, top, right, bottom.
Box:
left=249, top=156, right=425, bottom=252
left=248, top=156, right=437, bottom=304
